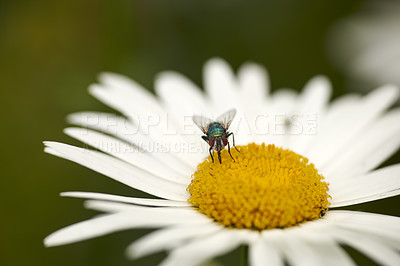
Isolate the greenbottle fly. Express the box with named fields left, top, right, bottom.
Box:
left=193, top=109, right=239, bottom=163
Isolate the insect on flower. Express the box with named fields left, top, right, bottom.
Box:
left=193, top=108, right=239, bottom=163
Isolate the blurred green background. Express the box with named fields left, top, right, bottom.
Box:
left=2, top=1, right=399, bottom=265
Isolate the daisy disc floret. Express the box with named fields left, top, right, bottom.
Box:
left=189, top=143, right=330, bottom=229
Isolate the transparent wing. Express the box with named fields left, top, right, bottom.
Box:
left=192, top=114, right=213, bottom=134
left=216, top=108, right=237, bottom=130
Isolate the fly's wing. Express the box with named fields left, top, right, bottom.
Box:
left=192, top=114, right=213, bottom=134
left=216, top=108, right=237, bottom=130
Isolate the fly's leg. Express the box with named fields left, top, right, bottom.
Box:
left=209, top=147, right=214, bottom=163
left=227, top=132, right=240, bottom=152
left=218, top=151, right=222, bottom=164
left=227, top=141, right=235, bottom=162
left=204, top=135, right=214, bottom=163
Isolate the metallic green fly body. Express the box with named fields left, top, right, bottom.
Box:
left=193, top=109, right=239, bottom=163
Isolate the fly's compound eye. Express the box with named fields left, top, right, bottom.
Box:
left=209, top=138, right=215, bottom=148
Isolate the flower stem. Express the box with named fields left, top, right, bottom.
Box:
left=241, top=245, right=248, bottom=266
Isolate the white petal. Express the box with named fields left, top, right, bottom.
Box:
left=90, top=80, right=199, bottom=167
left=238, top=62, right=269, bottom=100
left=323, top=108, right=400, bottom=179
left=287, top=75, right=332, bottom=155
left=43, top=142, right=189, bottom=201
left=64, top=127, right=190, bottom=185
left=329, top=164, right=400, bottom=207
left=331, top=190, right=400, bottom=208
left=237, top=62, right=270, bottom=144
left=67, top=112, right=150, bottom=145
left=61, top=192, right=189, bottom=206
left=154, top=71, right=209, bottom=132
left=265, top=89, right=298, bottom=148
left=325, top=211, right=400, bottom=245
left=269, top=89, right=298, bottom=111
left=155, top=71, right=208, bottom=114
left=249, top=236, right=283, bottom=266
left=298, top=76, right=332, bottom=113
left=126, top=224, right=222, bottom=259
left=305, top=94, right=361, bottom=162
left=202, top=59, right=254, bottom=149
left=154, top=71, right=211, bottom=164
left=329, top=227, right=400, bottom=266
left=312, top=84, right=400, bottom=170
left=83, top=201, right=197, bottom=219
left=45, top=206, right=209, bottom=247
left=44, top=213, right=135, bottom=247
left=44, top=147, right=64, bottom=157
left=97, top=72, right=163, bottom=115
left=238, top=62, right=269, bottom=116
left=204, top=58, right=240, bottom=113
left=89, top=84, right=141, bottom=125
left=160, top=230, right=250, bottom=266
left=278, top=232, right=355, bottom=266
left=67, top=112, right=194, bottom=175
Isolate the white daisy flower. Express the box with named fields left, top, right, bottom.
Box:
left=44, top=58, right=400, bottom=266
left=328, top=1, right=400, bottom=91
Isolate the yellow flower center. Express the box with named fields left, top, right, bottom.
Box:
left=188, top=143, right=331, bottom=230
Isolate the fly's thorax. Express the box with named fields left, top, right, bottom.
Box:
left=207, top=122, right=226, bottom=138
left=207, top=122, right=228, bottom=151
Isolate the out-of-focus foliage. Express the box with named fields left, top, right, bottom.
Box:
left=1, top=1, right=398, bottom=266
